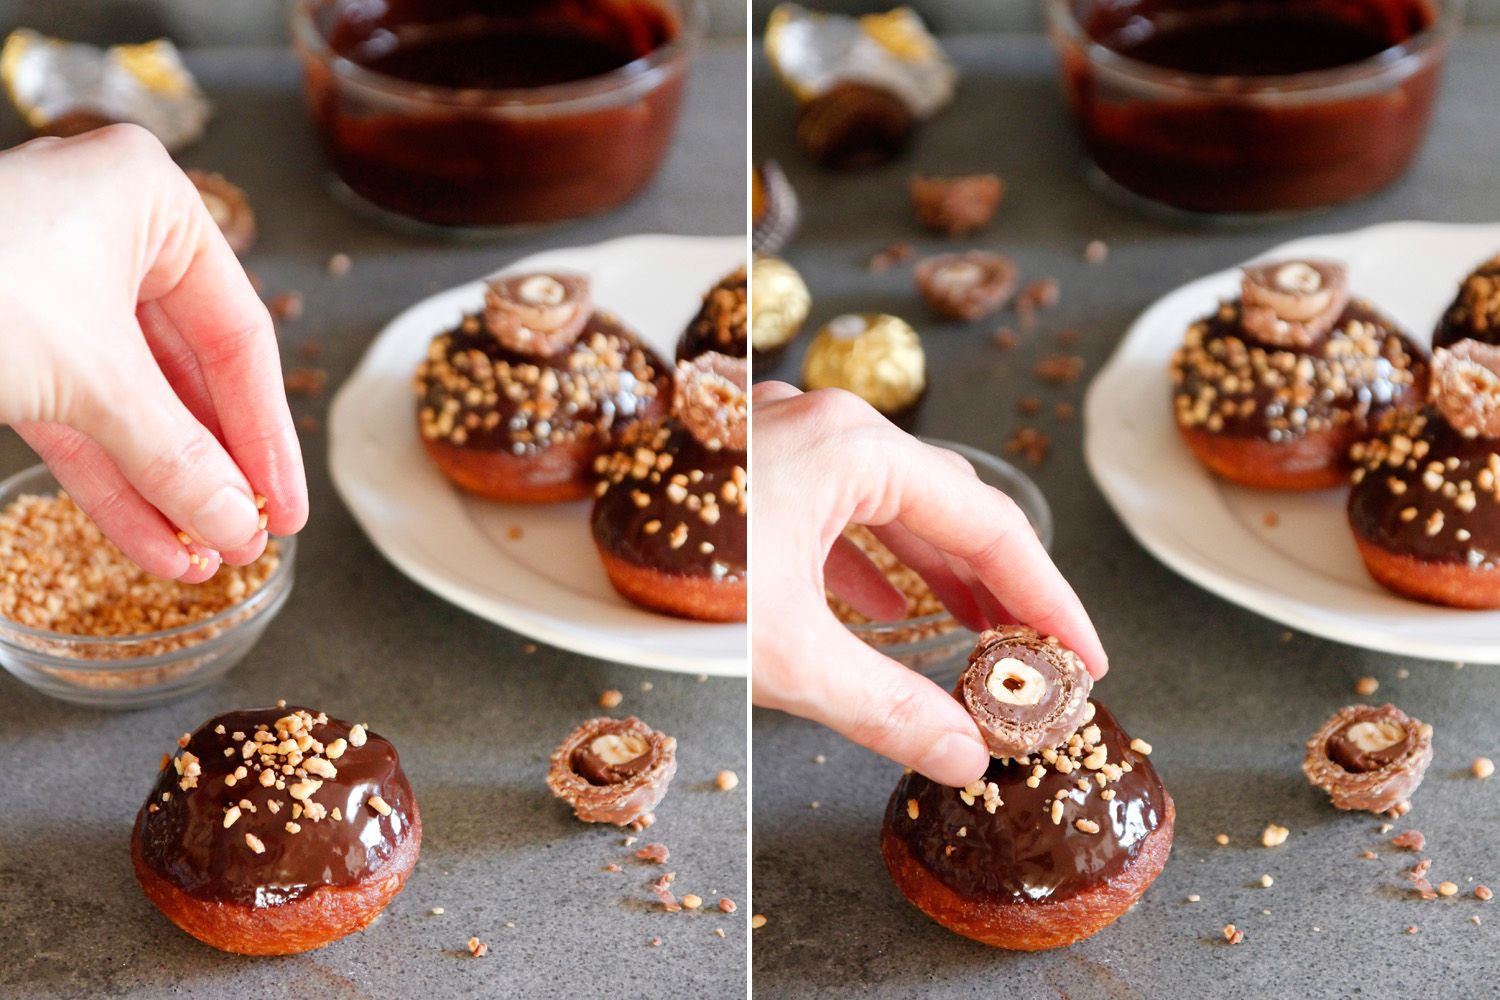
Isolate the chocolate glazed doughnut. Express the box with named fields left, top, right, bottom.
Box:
left=591, top=354, right=747, bottom=621
left=881, top=702, right=1173, bottom=951
left=415, top=272, right=670, bottom=503
left=1432, top=253, right=1500, bottom=349
left=1170, top=259, right=1425, bottom=491
left=131, top=707, right=420, bottom=955
left=676, top=266, right=748, bottom=361
left=1348, top=340, right=1500, bottom=607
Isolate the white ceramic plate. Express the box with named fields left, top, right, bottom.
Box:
left=328, top=234, right=747, bottom=675
left=1085, top=221, right=1500, bottom=664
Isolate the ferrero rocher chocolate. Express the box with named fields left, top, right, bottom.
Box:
left=803, top=313, right=925, bottom=415
left=752, top=161, right=800, bottom=255
left=1, top=29, right=210, bottom=150
left=751, top=255, right=811, bottom=366
left=765, top=4, right=955, bottom=170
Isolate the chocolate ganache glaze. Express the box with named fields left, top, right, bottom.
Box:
left=415, top=311, right=669, bottom=455
left=135, top=707, right=417, bottom=908
left=1171, top=299, right=1423, bottom=443
left=1433, top=255, right=1500, bottom=350
left=885, top=703, right=1166, bottom=904
left=1349, top=407, right=1500, bottom=566
left=590, top=421, right=747, bottom=581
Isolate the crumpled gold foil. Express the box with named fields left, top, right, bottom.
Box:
left=1, top=29, right=210, bottom=151
left=765, top=4, right=955, bottom=119
left=803, top=313, right=926, bottom=414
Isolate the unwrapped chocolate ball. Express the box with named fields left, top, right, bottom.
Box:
left=803, top=313, right=925, bottom=417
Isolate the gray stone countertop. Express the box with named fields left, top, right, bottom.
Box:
left=0, top=43, right=747, bottom=1000
left=751, top=31, right=1500, bottom=1000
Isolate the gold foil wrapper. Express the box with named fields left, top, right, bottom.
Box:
left=1, top=29, right=210, bottom=151
left=803, top=313, right=925, bottom=414
left=765, top=4, right=956, bottom=119
left=751, top=255, right=811, bottom=354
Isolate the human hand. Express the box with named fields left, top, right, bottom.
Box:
left=750, top=384, right=1107, bottom=787
left=0, top=125, right=307, bottom=582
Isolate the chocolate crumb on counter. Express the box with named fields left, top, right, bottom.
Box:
left=466, top=937, right=488, bottom=958
left=1355, top=676, right=1380, bottom=696
left=1392, top=830, right=1426, bottom=851
left=714, top=770, right=739, bottom=791
left=1473, top=757, right=1495, bottom=779
left=1005, top=427, right=1050, bottom=467
left=598, top=689, right=623, bottom=710
left=867, top=241, right=914, bottom=273
left=992, top=327, right=1019, bottom=351
left=1261, top=824, right=1290, bottom=848
left=636, top=842, right=670, bottom=864
left=1034, top=354, right=1084, bottom=385
left=284, top=367, right=328, bottom=398
left=1477, top=885, right=1493, bottom=901
left=268, top=292, right=303, bottom=322
left=1223, top=924, right=1245, bottom=945
left=910, top=173, right=1003, bottom=237
left=751, top=914, right=768, bottom=929
left=718, top=898, right=737, bottom=913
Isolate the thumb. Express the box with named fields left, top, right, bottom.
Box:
left=66, top=341, right=265, bottom=553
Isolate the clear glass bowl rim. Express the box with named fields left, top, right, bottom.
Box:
left=844, top=438, right=1054, bottom=647
left=290, top=0, right=707, bottom=111
left=0, top=463, right=296, bottom=663
left=1045, top=0, right=1461, bottom=97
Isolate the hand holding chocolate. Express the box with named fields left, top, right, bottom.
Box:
left=131, top=706, right=420, bottom=955
left=765, top=4, right=955, bottom=170
left=547, top=716, right=678, bottom=828
left=1303, top=704, right=1433, bottom=814
left=882, top=629, right=1172, bottom=951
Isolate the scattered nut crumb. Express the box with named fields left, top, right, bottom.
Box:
left=1054, top=401, right=1075, bottom=420
left=430, top=907, right=444, bottom=915
left=1474, top=757, right=1495, bottom=779
left=718, top=898, right=737, bottom=913
left=1261, top=824, right=1289, bottom=848
left=284, top=367, right=328, bottom=397
left=1355, top=676, right=1379, bottom=696
left=605, top=863, right=621, bottom=873
left=1439, top=881, right=1459, bottom=897
left=1405, top=925, right=1418, bottom=935
left=268, top=291, right=303, bottom=322
left=641, top=681, right=653, bottom=692
left=813, top=754, right=827, bottom=764
left=466, top=937, right=488, bottom=958
left=635, top=842, right=670, bottom=864
left=1034, top=354, right=1084, bottom=385
left=327, top=253, right=352, bottom=276
left=1004, top=426, right=1050, bottom=467
left=1361, top=850, right=1378, bottom=860
left=682, top=894, right=703, bottom=910
left=1186, top=894, right=1201, bottom=903
left=1215, top=833, right=1230, bottom=846
left=648, top=936, right=663, bottom=948
left=1476, top=885, right=1493, bottom=901
left=715, top=770, right=740, bottom=792
left=1259, top=874, right=1274, bottom=888
left=296, top=414, right=321, bottom=434
left=1223, top=923, right=1244, bottom=945
left=867, top=241, right=914, bottom=273
left=599, top=689, right=623, bottom=709
left=1017, top=396, right=1043, bottom=415
left=1084, top=240, right=1108, bottom=265
left=992, top=327, right=1018, bottom=350
left=751, top=914, right=768, bottom=929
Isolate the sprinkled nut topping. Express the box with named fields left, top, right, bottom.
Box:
left=245, top=833, right=265, bottom=854
left=368, top=794, right=392, bottom=817
left=0, top=492, right=280, bottom=644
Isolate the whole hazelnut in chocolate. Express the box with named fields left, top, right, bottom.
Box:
left=482, top=271, right=592, bottom=356
left=1303, top=704, right=1432, bottom=814
left=1239, top=259, right=1349, bottom=348
left=957, top=625, right=1093, bottom=759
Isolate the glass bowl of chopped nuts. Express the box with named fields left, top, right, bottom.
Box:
left=0, top=464, right=295, bottom=709
left=829, top=439, right=1053, bottom=685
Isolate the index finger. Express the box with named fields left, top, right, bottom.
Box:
left=854, top=433, right=1109, bottom=678
left=138, top=170, right=308, bottom=537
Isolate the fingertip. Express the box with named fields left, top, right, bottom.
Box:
left=176, top=547, right=221, bottom=584
left=913, top=730, right=990, bottom=788
left=219, top=532, right=268, bottom=567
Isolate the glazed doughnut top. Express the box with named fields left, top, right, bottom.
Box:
left=415, top=311, right=668, bottom=455
left=1171, top=299, right=1421, bottom=442
left=886, top=702, right=1166, bottom=904
left=591, top=421, right=747, bottom=581
left=136, top=706, right=416, bottom=908
left=1349, top=407, right=1500, bottom=566
left=1433, top=254, right=1500, bottom=349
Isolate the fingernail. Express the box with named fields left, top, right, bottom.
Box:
left=191, top=487, right=259, bottom=549
left=914, top=732, right=989, bottom=786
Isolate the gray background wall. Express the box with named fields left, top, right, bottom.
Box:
left=749, top=0, right=1499, bottom=32
left=0, top=0, right=747, bottom=44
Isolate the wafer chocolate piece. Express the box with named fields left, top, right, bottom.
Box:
left=910, top=174, right=1003, bottom=237
left=958, top=626, right=1093, bottom=759
left=915, top=251, right=1019, bottom=322
left=547, top=717, right=677, bottom=827
left=1303, top=704, right=1432, bottom=813
left=482, top=272, right=591, bottom=355
left=796, top=82, right=914, bottom=171
left=1429, top=340, right=1500, bottom=439
left=674, top=353, right=747, bottom=452
left=1240, top=259, right=1349, bottom=348
left=189, top=171, right=256, bottom=257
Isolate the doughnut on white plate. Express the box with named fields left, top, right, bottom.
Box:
left=1086, top=220, right=1500, bottom=664
left=330, top=234, right=746, bottom=675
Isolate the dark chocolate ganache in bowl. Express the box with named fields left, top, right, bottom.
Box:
left=136, top=706, right=417, bottom=908
left=885, top=702, right=1167, bottom=904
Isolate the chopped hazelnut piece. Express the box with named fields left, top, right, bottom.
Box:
left=467, top=937, right=488, bottom=958
left=682, top=894, right=704, bottom=910
left=1473, top=757, right=1495, bottom=779
left=1129, top=738, right=1153, bottom=756
left=1223, top=924, right=1244, bottom=945
left=368, top=794, right=392, bottom=817
left=1259, top=874, right=1274, bottom=888
left=599, top=689, right=624, bottom=709
left=907, top=799, right=919, bottom=820
left=1354, top=676, right=1379, bottom=696
left=1215, top=833, right=1230, bottom=846
left=1261, top=823, right=1289, bottom=848
left=348, top=724, right=367, bottom=747
left=715, top=770, right=740, bottom=791
left=1476, top=885, right=1493, bottom=901
left=245, top=833, right=265, bottom=854
left=718, top=898, right=737, bottom=913
left=1439, top=881, right=1459, bottom=897
left=751, top=914, right=768, bottom=930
